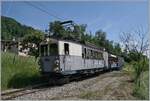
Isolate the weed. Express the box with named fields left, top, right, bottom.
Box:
left=1, top=52, right=41, bottom=90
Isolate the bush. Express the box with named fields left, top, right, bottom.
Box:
left=132, top=59, right=149, bottom=100
left=133, top=59, right=149, bottom=83
left=1, top=52, right=41, bottom=90
left=123, top=59, right=149, bottom=99
left=133, top=71, right=149, bottom=99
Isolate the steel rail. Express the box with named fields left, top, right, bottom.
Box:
left=1, top=82, right=48, bottom=100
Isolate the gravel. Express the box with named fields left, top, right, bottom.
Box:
left=14, top=71, right=136, bottom=100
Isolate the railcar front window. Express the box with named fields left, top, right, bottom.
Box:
left=49, top=43, right=58, bottom=55
left=40, top=44, right=48, bottom=56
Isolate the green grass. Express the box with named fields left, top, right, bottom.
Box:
left=133, top=71, right=149, bottom=100
left=1, top=52, right=42, bottom=91
left=123, top=62, right=149, bottom=100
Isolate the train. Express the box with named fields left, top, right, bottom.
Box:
left=38, top=38, right=124, bottom=80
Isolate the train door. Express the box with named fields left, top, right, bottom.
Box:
left=83, top=47, right=86, bottom=69
left=40, top=44, right=51, bottom=71
left=39, top=43, right=58, bottom=72
left=63, top=43, right=72, bottom=71
left=103, top=52, right=109, bottom=69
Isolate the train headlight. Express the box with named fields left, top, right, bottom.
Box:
left=54, top=59, right=59, bottom=72
left=55, top=59, right=59, bottom=66
left=54, top=67, right=59, bottom=71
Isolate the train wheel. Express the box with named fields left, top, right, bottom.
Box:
left=48, top=78, right=56, bottom=86
left=57, top=77, right=69, bottom=85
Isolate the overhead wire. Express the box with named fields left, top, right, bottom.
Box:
left=24, top=1, right=63, bottom=21
left=24, top=1, right=79, bottom=34
left=23, top=1, right=78, bottom=25
left=35, top=3, right=67, bottom=21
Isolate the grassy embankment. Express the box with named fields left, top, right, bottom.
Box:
left=1, top=52, right=42, bottom=91
left=123, top=63, right=149, bottom=100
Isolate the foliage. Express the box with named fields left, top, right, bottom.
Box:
left=22, top=30, right=44, bottom=58
left=123, top=59, right=149, bottom=100
left=120, top=28, right=149, bottom=63
left=1, top=16, right=45, bottom=57
left=49, top=21, right=65, bottom=38
left=1, top=16, right=43, bottom=40
left=1, top=52, right=41, bottom=90
left=49, top=20, right=122, bottom=56
left=133, top=59, right=149, bottom=83
left=133, top=71, right=149, bottom=99
left=1, top=16, right=123, bottom=56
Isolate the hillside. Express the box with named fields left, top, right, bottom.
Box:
left=1, top=16, right=43, bottom=40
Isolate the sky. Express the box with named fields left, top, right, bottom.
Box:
left=1, top=1, right=149, bottom=43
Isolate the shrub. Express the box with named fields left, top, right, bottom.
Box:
left=1, top=52, right=41, bottom=90
left=133, top=71, right=149, bottom=99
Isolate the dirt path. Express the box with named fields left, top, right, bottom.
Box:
left=14, top=71, right=137, bottom=100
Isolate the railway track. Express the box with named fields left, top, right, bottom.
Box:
left=1, top=70, right=110, bottom=100
left=1, top=83, right=49, bottom=100
left=1, top=76, right=80, bottom=100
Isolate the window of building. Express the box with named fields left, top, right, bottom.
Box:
left=64, top=43, right=69, bottom=55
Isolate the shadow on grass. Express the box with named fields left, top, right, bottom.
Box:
left=7, top=73, right=44, bottom=88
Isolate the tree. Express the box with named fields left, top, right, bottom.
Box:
left=120, top=27, right=149, bottom=61
left=95, top=30, right=106, bottom=47
left=49, top=21, right=65, bottom=38
left=49, top=20, right=123, bottom=56
left=1, top=16, right=39, bottom=40
left=49, top=21, right=87, bottom=42
left=22, top=30, right=44, bottom=59
left=113, top=43, right=122, bottom=56
left=73, top=24, right=87, bottom=41
left=120, top=27, right=149, bottom=87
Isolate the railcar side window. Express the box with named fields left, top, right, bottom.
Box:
left=82, top=48, right=86, bottom=58
left=84, top=48, right=86, bottom=58
left=87, top=49, right=90, bottom=59
left=91, top=50, right=93, bottom=58
left=98, top=52, right=103, bottom=59
left=95, top=51, right=98, bottom=59
left=93, top=51, right=96, bottom=59
left=64, top=43, right=69, bottom=55
left=81, top=47, right=103, bottom=60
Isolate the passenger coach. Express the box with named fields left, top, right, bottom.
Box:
left=38, top=38, right=110, bottom=76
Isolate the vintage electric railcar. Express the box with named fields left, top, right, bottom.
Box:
left=108, top=54, right=124, bottom=70
left=38, top=38, right=124, bottom=77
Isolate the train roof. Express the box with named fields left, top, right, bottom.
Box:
left=109, top=54, right=117, bottom=58
left=40, top=38, right=105, bottom=51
